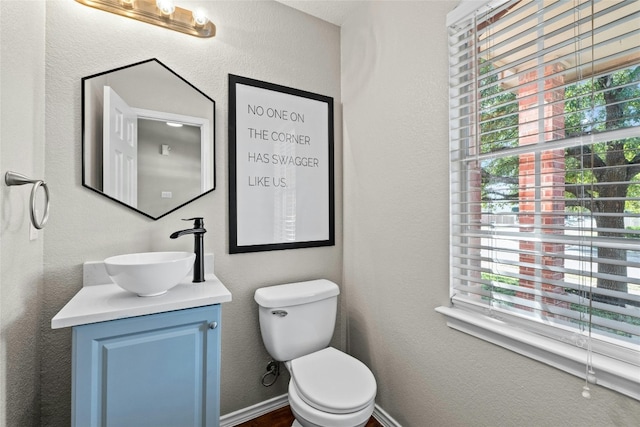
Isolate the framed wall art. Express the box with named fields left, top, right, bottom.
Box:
left=228, top=74, right=334, bottom=253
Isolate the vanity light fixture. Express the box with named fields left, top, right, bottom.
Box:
left=75, top=0, right=216, bottom=38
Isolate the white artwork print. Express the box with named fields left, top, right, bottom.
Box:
left=234, top=83, right=331, bottom=247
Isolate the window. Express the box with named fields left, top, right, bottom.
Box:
left=441, top=0, right=640, bottom=399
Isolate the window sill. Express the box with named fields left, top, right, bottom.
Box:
left=435, top=305, right=640, bottom=401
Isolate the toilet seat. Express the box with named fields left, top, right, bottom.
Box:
left=289, top=347, right=377, bottom=414
left=288, top=381, right=375, bottom=427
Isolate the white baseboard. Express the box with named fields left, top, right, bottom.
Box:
left=220, top=394, right=289, bottom=427
left=372, top=405, right=402, bottom=427
left=220, top=394, right=402, bottom=427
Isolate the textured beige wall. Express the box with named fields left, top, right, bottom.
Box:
left=40, top=1, right=342, bottom=425
left=5, top=0, right=638, bottom=425
left=341, top=2, right=640, bottom=426
left=0, top=1, right=46, bottom=426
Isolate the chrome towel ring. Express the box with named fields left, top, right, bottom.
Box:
left=5, top=171, right=50, bottom=230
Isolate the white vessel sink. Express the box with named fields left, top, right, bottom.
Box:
left=104, top=252, right=195, bottom=297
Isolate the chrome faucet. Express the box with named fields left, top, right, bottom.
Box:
left=170, top=217, right=207, bottom=283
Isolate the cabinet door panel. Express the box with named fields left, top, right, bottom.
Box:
left=73, top=305, right=221, bottom=427
left=102, top=324, right=203, bottom=426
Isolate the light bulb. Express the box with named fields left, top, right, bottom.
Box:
left=192, top=9, right=209, bottom=27
left=156, top=0, right=175, bottom=16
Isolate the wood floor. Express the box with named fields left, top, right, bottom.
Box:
left=236, top=405, right=383, bottom=427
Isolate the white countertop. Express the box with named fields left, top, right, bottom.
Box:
left=51, top=255, right=232, bottom=329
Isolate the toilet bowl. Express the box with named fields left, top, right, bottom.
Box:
left=254, top=280, right=377, bottom=427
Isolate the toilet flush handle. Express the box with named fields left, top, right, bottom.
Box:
left=272, top=310, right=288, bottom=317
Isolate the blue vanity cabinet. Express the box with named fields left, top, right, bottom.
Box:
left=72, top=305, right=221, bottom=427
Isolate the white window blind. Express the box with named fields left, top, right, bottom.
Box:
left=445, top=0, right=640, bottom=399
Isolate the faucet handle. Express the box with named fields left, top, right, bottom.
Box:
left=183, top=217, right=204, bottom=228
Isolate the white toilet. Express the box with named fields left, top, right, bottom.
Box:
left=254, top=279, right=377, bottom=427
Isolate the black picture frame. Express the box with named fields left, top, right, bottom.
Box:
left=228, top=74, right=335, bottom=253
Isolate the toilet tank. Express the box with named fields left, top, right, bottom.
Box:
left=254, top=279, right=339, bottom=362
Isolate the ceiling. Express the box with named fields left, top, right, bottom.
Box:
left=275, top=0, right=365, bottom=26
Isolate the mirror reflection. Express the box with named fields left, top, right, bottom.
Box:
left=82, top=58, right=215, bottom=220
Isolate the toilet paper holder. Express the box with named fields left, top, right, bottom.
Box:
left=5, top=171, right=50, bottom=230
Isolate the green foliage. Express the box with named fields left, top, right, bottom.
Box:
left=565, top=66, right=640, bottom=136
left=570, top=303, right=640, bottom=338
left=478, top=61, right=520, bottom=203
left=479, top=64, right=640, bottom=214
left=482, top=272, right=518, bottom=287
left=478, top=62, right=519, bottom=155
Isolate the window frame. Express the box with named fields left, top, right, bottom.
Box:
left=439, top=0, right=640, bottom=401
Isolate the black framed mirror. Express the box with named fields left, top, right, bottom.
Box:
left=82, top=58, right=215, bottom=220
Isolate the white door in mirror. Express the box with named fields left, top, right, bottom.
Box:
left=103, top=86, right=138, bottom=207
